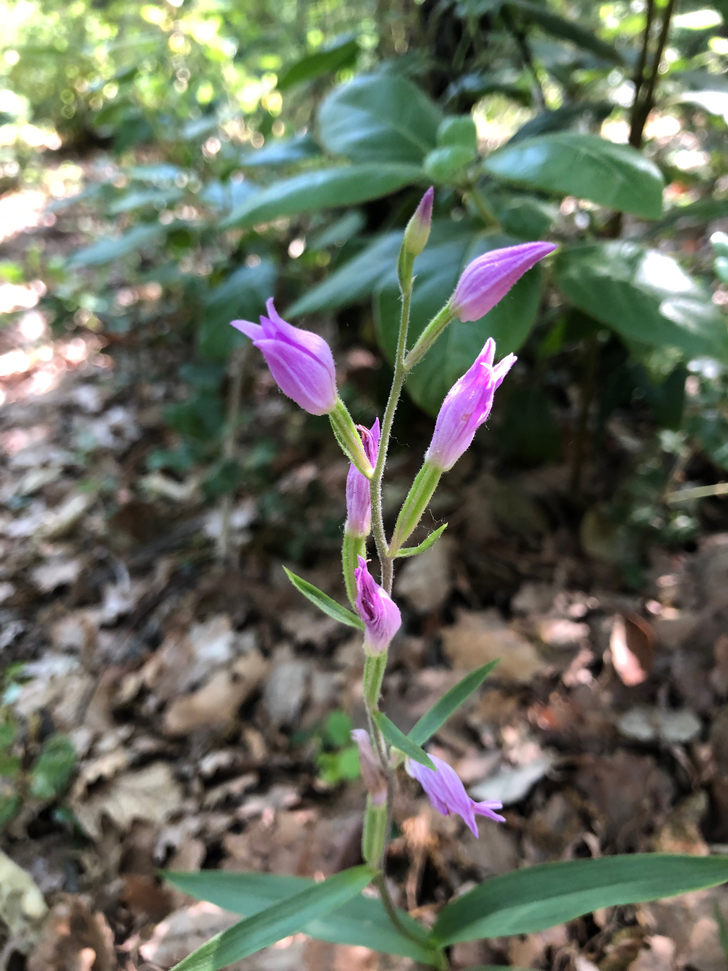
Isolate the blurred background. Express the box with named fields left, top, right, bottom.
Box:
left=2, top=0, right=728, bottom=968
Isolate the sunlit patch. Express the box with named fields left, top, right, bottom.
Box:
left=25, top=368, right=59, bottom=396
left=0, top=349, right=31, bottom=377
left=0, top=190, right=48, bottom=243
left=58, top=338, right=90, bottom=365
left=19, top=311, right=47, bottom=341
left=0, top=282, right=40, bottom=313
left=672, top=148, right=710, bottom=171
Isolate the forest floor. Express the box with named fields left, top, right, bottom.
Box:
left=2, top=168, right=728, bottom=971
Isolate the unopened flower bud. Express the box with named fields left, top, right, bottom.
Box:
left=403, top=187, right=434, bottom=258
left=351, top=729, right=387, bottom=805
left=345, top=419, right=380, bottom=538
left=450, top=241, right=556, bottom=323
left=232, top=299, right=337, bottom=415
left=354, top=556, right=401, bottom=655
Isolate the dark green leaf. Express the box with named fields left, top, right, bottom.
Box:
left=199, top=260, right=277, bottom=361
left=376, top=225, right=543, bottom=415
left=372, top=712, right=435, bottom=769
left=498, top=388, right=562, bottom=463
left=395, top=523, right=448, bottom=558
left=554, top=242, right=728, bottom=362
left=438, top=115, right=478, bottom=152
left=483, top=133, right=664, bottom=219
left=507, top=102, right=614, bottom=144
left=308, top=210, right=366, bottom=250
left=67, top=224, right=165, bottom=268
left=408, top=661, right=500, bottom=746
left=283, top=567, right=364, bottom=629
left=170, top=866, right=375, bottom=971
left=29, top=734, right=76, bottom=801
left=508, top=0, right=624, bottom=64
left=287, top=231, right=402, bottom=317
left=108, top=187, right=182, bottom=214
left=220, top=164, right=423, bottom=230
left=163, top=869, right=436, bottom=964
left=278, top=37, right=359, bottom=90
left=433, top=854, right=728, bottom=944
left=424, top=146, right=476, bottom=183
left=318, top=73, right=442, bottom=164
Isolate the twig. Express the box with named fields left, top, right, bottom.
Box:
left=629, top=0, right=678, bottom=148
left=665, top=482, right=728, bottom=503
left=630, top=0, right=656, bottom=135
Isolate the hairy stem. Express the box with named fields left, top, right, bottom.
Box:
left=370, top=282, right=413, bottom=594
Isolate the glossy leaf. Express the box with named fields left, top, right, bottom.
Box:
left=318, top=72, right=442, bottom=164
left=395, top=523, right=448, bottom=558
left=408, top=661, right=499, bottom=746
left=67, top=223, right=164, bottom=268
left=433, top=854, right=728, bottom=944
left=170, top=865, right=374, bottom=971
left=199, top=260, right=277, bottom=361
left=283, top=567, right=364, bottom=629
left=238, top=133, right=320, bottom=167
left=372, top=712, right=435, bottom=770
left=507, top=102, right=614, bottom=144
left=163, top=869, right=437, bottom=964
left=278, top=37, right=359, bottom=90
left=287, top=231, right=402, bottom=317
left=220, top=164, right=423, bottom=230
left=483, top=133, right=664, bottom=219
left=375, top=224, right=542, bottom=415
left=554, top=242, right=728, bottom=362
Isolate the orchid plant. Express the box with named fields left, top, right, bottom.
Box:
left=164, top=190, right=728, bottom=971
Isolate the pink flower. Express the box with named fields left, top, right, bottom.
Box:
left=231, top=299, right=337, bottom=415
left=406, top=754, right=505, bottom=836
left=345, top=419, right=380, bottom=538
left=354, top=556, right=401, bottom=655
left=404, top=186, right=434, bottom=257
left=425, top=337, right=515, bottom=471
left=451, top=241, right=556, bottom=322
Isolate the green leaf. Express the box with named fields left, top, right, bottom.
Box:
left=507, top=102, right=614, bottom=144
left=438, top=115, right=478, bottom=152
left=375, top=224, right=543, bottom=415
left=408, top=661, right=500, bottom=746
left=283, top=567, right=364, bottom=629
left=424, top=146, right=476, bottom=183
left=642, top=198, right=728, bottom=237
left=163, top=870, right=436, bottom=964
left=170, top=865, right=375, bottom=971
left=198, top=260, right=277, bottom=361
left=108, top=187, right=182, bottom=214
left=318, top=72, right=442, bottom=164
left=29, top=734, right=76, bottom=801
left=508, top=0, right=624, bottom=64
left=483, top=133, right=664, bottom=220
left=238, top=133, right=321, bottom=167
left=432, top=854, right=728, bottom=944
left=554, top=242, right=728, bottom=362
left=287, top=231, right=402, bottom=317
left=67, top=223, right=165, bottom=268
left=278, top=37, right=360, bottom=90
left=220, top=164, right=423, bottom=230
left=395, top=523, right=448, bottom=558
left=372, top=712, right=435, bottom=770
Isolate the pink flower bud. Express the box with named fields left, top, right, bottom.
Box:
left=354, top=556, right=401, bottom=655
left=406, top=754, right=504, bottom=836
left=345, top=419, right=380, bottom=538
left=351, top=729, right=387, bottom=805
left=231, top=299, right=337, bottom=415
left=425, top=337, right=515, bottom=471
left=451, top=241, right=556, bottom=322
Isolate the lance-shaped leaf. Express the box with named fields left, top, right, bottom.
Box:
left=373, top=711, right=435, bottom=770
left=395, top=523, right=448, bottom=558
left=408, top=661, right=499, bottom=746
left=432, top=854, right=728, bottom=944
left=283, top=567, right=363, bottom=629
left=163, top=870, right=437, bottom=964
left=171, top=865, right=375, bottom=971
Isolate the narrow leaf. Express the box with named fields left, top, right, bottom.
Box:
left=171, top=865, right=374, bottom=971
left=283, top=567, right=363, bottom=629
left=432, top=854, right=728, bottom=945
left=163, top=870, right=436, bottom=964
left=408, top=661, right=500, bottom=746
left=373, top=711, right=435, bottom=770
left=395, top=523, right=448, bottom=558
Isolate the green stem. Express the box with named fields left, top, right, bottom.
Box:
left=464, top=185, right=498, bottom=228
left=370, top=281, right=413, bottom=595
left=329, top=398, right=373, bottom=478
left=362, top=797, right=388, bottom=867
left=363, top=652, right=388, bottom=712
left=373, top=873, right=436, bottom=954
left=404, top=303, right=456, bottom=374
left=390, top=461, right=443, bottom=555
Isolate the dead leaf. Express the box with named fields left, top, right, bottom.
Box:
left=394, top=538, right=452, bottom=614
left=71, top=762, right=183, bottom=840
left=30, top=557, right=83, bottom=593
left=652, top=791, right=709, bottom=855
left=39, top=493, right=96, bottom=541
left=609, top=614, right=656, bottom=686
left=441, top=609, right=546, bottom=682
left=0, top=850, right=48, bottom=954
left=163, top=651, right=268, bottom=736
left=27, top=895, right=114, bottom=971
left=618, top=706, right=701, bottom=744
left=143, top=614, right=239, bottom=702
left=469, top=756, right=553, bottom=806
